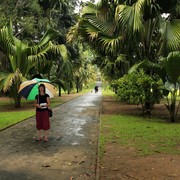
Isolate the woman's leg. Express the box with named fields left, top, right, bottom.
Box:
left=38, top=130, right=42, bottom=138
left=42, top=111, right=50, bottom=141
left=44, top=130, right=48, bottom=141
left=36, top=111, right=43, bottom=140
left=35, top=130, right=43, bottom=141
left=44, top=130, right=48, bottom=138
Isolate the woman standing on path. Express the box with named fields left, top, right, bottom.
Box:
left=34, top=84, right=50, bottom=142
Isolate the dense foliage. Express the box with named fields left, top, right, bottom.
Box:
left=0, top=0, right=78, bottom=41
left=0, top=0, right=180, bottom=123
left=0, top=0, right=95, bottom=107
left=116, top=70, right=163, bottom=112
left=68, top=0, right=180, bottom=81
left=67, top=0, right=180, bottom=121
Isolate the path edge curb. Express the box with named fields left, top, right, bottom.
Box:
left=95, top=94, right=103, bottom=180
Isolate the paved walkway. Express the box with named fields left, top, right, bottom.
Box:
left=0, top=91, right=102, bottom=180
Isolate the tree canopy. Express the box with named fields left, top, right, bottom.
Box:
left=68, top=0, right=180, bottom=81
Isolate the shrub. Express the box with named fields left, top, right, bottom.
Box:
left=116, top=70, right=163, bottom=112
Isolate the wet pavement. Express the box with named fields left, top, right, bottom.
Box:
left=0, top=90, right=102, bottom=180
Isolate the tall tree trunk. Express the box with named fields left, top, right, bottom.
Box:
left=9, top=81, right=22, bottom=108
left=68, top=81, right=70, bottom=94
left=170, top=90, right=176, bottom=122
left=76, top=85, right=79, bottom=93
left=14, top=95, right=21, bottom=108
left=58, top=85, right=61, bottom=97
left=76, top=82, right=79, bottom=93
left=166, top=88, right=178, bottom=122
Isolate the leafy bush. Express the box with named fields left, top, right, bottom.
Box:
left=110, top=80, right=119, bottom=94
left=116, top=70, right=163, bottom=111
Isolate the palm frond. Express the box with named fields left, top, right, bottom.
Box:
left=53, top=78, right=66, bottom=91
left=86, top=15, right=116, bottom=37
left=159, top=19, right=180, bottom=55
left=0, top=69, right=22, bottom=92
left=116, top=1, right=144, bottom=36
left=160, top=51, right=180, bottom=84
left=61, top=59, right=73, bottom=76
left=28, top=44, right=50, bottom=63
left=57, top=44, right=69, bottom=61
left=81, top=2, right=98, bottom=16
left=6, top=21, right=14, bottom=39
left=98, top=35, right=124, bottom=55
left=115, top=54, right=130, bottom=74
left=0, top=26, right=16, bottom=55
left=28, top=41, right=69, bottom=75
left=81, top=1, right=117, bottom=40
left=96, top=0, right=116, bottom=23
left=66, top=23, right=80, bottom=43
left=129, top=59, right=167, bottom=82
left=129, top=59, right=161, bottom=73
left=0, top=72, right=11, bottom=91
left=82, top=22, right=99, bottom=41
left=115, top=54, right=127, bottom=63
left=38, top=28, right=60, bottom=47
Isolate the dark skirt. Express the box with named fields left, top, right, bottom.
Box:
left=36, top=110, right=50, bottom=130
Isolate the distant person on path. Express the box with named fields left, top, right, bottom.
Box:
left=34, top=84, right=50, bottom=142
left=94, top=85, right=99, bottom=93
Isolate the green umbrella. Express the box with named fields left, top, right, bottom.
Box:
left=18, top=78, right=56, bottom=100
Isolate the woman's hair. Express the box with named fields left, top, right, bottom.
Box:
left=38, top=84, right=46, bottom=94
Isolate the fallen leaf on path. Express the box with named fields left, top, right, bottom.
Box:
left=115, top=156, right=121, bottom=159
left=113, top=168, right=118, bottom=171
left=79, top=160, right=85, bottom=165
left=42, top=163, right=51, bottom=167
left=98, top=165, right=105, bottom=169
left=84, top=172, right=90, bottom=177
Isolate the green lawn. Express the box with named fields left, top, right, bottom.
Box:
left=0, top=111, right=35, bottom=130
left=100, top=88, right=180, bottom=157
left=102, top=87, right=115, bottom=96
left=100, top=115, right=180, bottom=157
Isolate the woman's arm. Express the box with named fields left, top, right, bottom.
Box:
left=34, top=100, right=41, bottom=108
left=46, top=97, right=50, bottom=108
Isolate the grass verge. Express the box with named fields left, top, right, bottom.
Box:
left=102, top=88, right=115, bottom=96
left=0, top=111, right=35, bottom=130
left=100, top=115, right=180, bottom=157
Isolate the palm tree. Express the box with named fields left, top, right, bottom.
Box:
left=115, top=0, right=180, bottom=121
left=115, top=0, right=180, bottom=58
left=51, top=43, right=82, bottom=96
left=59, top=55, right=74, bottom=95
left=67, top=0, right=180, bottom=79
left=0, top=22, right=66, bottom=107
left=67, top=0, right=180, bottom=122
left=68, top=1, right=130, bottom=82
